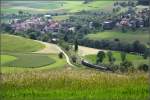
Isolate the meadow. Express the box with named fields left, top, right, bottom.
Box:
left=0, top=34, right=67, bottom=73
left=84, top=51, right=149, bottom=67
left=85, top=30, right=150, bottom=45
left=0, top=68, right=149, bottom=100
left=1, top=1, right=114, bottom=14
left=1, top=34, right=44, bottom=52
left=1, top=53, right=55, bottom=68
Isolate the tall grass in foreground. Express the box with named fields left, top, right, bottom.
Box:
left=0, top=68, right=149, bottom=100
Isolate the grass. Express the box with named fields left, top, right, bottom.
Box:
left=1, top=53, right=55, bottom=68
left=0, top=55, right=17, bottom=65
left=85, top=30, right=150, bottom=45
left=1, top=54, right=67, bottom=73
left=0, top=68, right=149, bottom=100
left=61, top=1, right=114, bottom=13
left=1, top=1, right=114, bottom=14
left=84, top=51, right=149, bottom=67
left=0, top=34, right=44, bottom=53
left=1, top=1, right=62, bottom=14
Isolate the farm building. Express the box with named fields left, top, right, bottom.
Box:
left=102, top=20, right=115, bottom=30
left=44, top=15, right=52, bottom=19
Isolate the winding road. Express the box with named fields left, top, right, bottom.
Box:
left=34, top=41, right=74, bottom=67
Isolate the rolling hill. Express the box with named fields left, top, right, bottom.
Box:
left=1, top=1, right=114, bottom=14
left=85, top=30, right=149, bottom=45
left=0, top=34, right=67, bottom=73
left=1, top=34, right=45, bottom=52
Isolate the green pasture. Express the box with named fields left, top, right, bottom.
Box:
left=0, top=55, right=17, bottom=65
left=85, top=30, right=149, bottom=45
left=62, top=1, right=114, bottom=13
left=1, top=1, right=62, bottom=14
left=84, top=51, right=149, bottom=67
left=0, top=34, right=44, bottom=53
left=1, top=53, right=55, bottom=68
left=1, top=1, right=114, bottom=14
left=1, top=54, right=67, bottom=73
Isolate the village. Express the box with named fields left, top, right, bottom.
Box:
left=7, top=6, right=149, bottom=32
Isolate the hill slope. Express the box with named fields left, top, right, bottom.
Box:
left=85, top=31, right=149, bottom=45
left=0, top=34, right=44, bottom=52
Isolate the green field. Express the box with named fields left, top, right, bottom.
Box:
left=1, top=34, right=44, bottom=53
left=1, top=55, right=17, bottom=65
left=1, top=53, right=55, bottom=68
left=84, top=51, right=149, bottom=67
left=0, top=68, right=149, bottom=100
left=1, top=1, right=114, bottom=14
left=1, top=54, right=67, bottom=73
left=85, top=30, right=149, bottom=45
left=1, top=1, right=62, bottom=14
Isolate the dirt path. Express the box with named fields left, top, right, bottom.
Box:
left=34, top=41, right=74, bottom=67
left=55, top=46, right=75, bottom=67
left=78, top=46, right=107, bottom=56
left=34, top=41, right=60, bottom=54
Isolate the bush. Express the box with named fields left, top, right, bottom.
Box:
left=138, top=64, right=149, bottom=72
left=58, top=52, right=63, bottom=59
left=120, top=61, right=133, bottom=72
left=71, top=56, right=77, bottom=63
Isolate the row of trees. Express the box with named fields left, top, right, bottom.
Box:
left=78, top=38, right=150, bottom=56
left=96, top=51, right=149, bottom=72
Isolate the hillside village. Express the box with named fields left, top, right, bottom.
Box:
left=4, top=3, right=150, bottom=34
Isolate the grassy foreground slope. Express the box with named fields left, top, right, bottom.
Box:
left=0, top=68, right=149, bottom=100
left=0, top=34, right=44, bottom=52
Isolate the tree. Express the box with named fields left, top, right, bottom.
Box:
left=29, top=32, right=36, bottom=40
left=64, top=34, right=68, bottom=42
left=107, top=51, right=113, bottom=64
left=58, top=52, right=63, bottom=59
left=138, top=64, right=149, bottom=72
left=18, top=10, right=23, bottom=15
left=71, top=56, right=77, bottom=63
left=74, top=39, right=78, bottom=52
left=120, top=52, right=126, bottom=62
left=96, top=51, right=105, bottom=64
left=120, top=61, right=133, bottom=72
left=143, top=48, right=149, bottom=59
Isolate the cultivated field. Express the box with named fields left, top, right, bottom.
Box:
left=78, top=45, right=106, bottom=56
left=1, top=53, right=55, bottom=68
left=1, top=1, right=114, bottom=14
left=34, top=41, right=60, bottom=54
left=0, top=34, right=67, bottom=73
